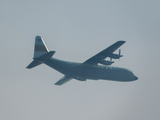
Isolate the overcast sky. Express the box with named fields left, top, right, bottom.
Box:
left=0, top=0, right=160, bottom=120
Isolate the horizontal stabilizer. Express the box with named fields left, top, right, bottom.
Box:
left=26, top=60, right=42, bottom=69
left=26, top=51, right=55, bottom=69
left=35, top=51, right=55, bottom=62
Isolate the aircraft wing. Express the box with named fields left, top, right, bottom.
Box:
left=54, top=75, right=72, bottom=85
left=83, top=41, right=125, bottom=65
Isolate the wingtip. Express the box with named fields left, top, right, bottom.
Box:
left=54, top=83, right=61, bottom=86
left=26, top=66, right=30, bottom=69
left=117, top=40, right=126, bottom=44
left=118, top=40, right=126, bottom=43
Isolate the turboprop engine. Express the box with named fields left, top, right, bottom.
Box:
left=109, top=49, right=123, bottom=59
left=99, top=60, right=114, bottom=65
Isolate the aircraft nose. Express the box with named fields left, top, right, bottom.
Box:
left=134, top=76, right=138, bottom=80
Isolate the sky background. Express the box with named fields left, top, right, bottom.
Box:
left=0, top=0, right=160, bottom=120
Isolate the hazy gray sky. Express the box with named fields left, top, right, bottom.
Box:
left=0, top=0, right=160, bottom=120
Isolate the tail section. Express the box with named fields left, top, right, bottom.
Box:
left=26, top=36, right=55, bottom=69
left=34, top=36, right=49, bottom=58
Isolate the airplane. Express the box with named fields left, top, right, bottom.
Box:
left=26, top=36, right=138, bottom=85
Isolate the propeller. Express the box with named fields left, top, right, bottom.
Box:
left=119, top=49, right=123, bottom=59
left=119, top=49, right=121, bottom=56
left=110, top=57, right=112, bottom=62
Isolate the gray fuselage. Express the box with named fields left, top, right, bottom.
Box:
left=44, top=58, right=138, bottom=82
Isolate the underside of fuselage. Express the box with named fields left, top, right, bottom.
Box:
left=44, top=58, right=137, bottom=82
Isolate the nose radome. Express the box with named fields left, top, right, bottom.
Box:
left=134, top=76, right=138, bottom=80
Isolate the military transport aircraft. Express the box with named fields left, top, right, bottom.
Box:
left=26, top=36, right=138, bottom=85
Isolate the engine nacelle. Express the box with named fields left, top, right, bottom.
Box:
left=99, top=60, right=114, bottom=65
left=73, top=76, right=86, bottom=81
left=109, top=54, right=123, bottom=59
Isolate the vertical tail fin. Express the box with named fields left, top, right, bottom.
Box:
left=34, top=36, right=49, bottom=58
